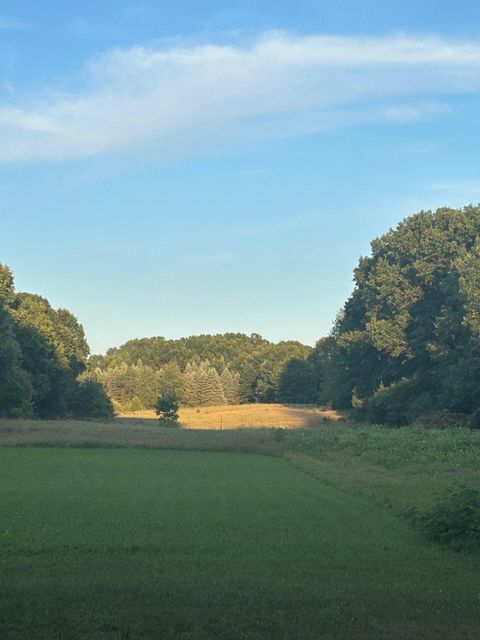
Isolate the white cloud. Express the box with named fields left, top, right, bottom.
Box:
left=429, top=181, right=480, bottom=194
left=2, top=31, right=480, bottom=163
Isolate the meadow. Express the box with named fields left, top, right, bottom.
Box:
left=121, top=403, right=343, bottom=429
left=1, top=414, right=480, bottom=639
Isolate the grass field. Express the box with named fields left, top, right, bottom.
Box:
left=1, top=418, right=480, bottom=638
left=121, top=403, right=343, bottom=429
left=2, top=417, right=479, bottom=512
left=1, top=447, right=480, bottom=640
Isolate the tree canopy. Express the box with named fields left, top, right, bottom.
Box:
left=312, top=205, right=480, bottom=424
left=89, top=334, right=313, bottom=408
left=0, top=264, right=113, bottom=419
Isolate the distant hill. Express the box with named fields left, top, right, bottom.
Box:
left=89, top=333, right=315, bottom=407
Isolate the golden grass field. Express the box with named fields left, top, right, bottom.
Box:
left=0, top=405, right=343, bottom=455
left=0, top=404, right=344, bottom=454
left=121, top=403, right=343, bottom=429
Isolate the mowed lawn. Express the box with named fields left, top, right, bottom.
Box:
left=1, top=449, right=479, bottom=640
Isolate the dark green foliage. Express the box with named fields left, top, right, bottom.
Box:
left=71, top=379, right=114, bottom=420
left=470, top=409, right=480, bottom=429
left=0, top=263, right=99, bottom=420
left=417, top=487, right=480, bottom=550
left=278, top=358, right=318, bottom=404
left=364, top=379, right=435, bottom=427
left=156, top=362, right=184, bottom=405
left=155, top=392, right=180, bottom=425
left=90, top=333, right=311, bottom=405
left=313, top=206, right=480, bottom=424
left=11, top=292, right=90, bottom=417
left=0, top=298, right=32, bottom=417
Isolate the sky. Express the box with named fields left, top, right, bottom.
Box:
left=1, top=1, right=480, bottom=354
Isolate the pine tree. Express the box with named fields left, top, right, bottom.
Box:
left=136, top=361, right=162, bottom=409
left=203, top=366, right=226, bottom=406
left=183, top=362, right=200, bottom=406
left=196, top=363, right=211, bottom=405
left=157, top=362, right=184, bottom=406
left=220, top=367, right=240, bottom=405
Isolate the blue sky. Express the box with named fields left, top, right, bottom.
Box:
left=1, top=1, right=480, bottom=354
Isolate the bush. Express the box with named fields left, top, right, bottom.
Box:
left=365, top=378, right=436, bottom=426
left=469, top=408, right=480, bottom=430
left=418, top=487, right=480, bottom=550
left=155, top=392, right=179, bottom=426
left=71, top=380, right=114, bottom=420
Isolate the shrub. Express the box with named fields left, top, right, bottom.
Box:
left=71, top=380, right=114, bottom=420
left=469, top=408, right=480, bottom=430
left=418, top=487, right=480, bottom=550
left=365, top=379, right=436, bottom=426
left=155, top=392, right=179, bottom=427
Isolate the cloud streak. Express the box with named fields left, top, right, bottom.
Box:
left=1, top=31, right=480, bottom=163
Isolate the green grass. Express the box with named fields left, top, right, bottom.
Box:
left=1, top=447, right=480, bottom=639
left=1, top=417, right=480, bottom=511
left=281, top=426, right=480, bottom=511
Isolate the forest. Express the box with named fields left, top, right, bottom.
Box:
left=2, top=204, right=480, bottom=425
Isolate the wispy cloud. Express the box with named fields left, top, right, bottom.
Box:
left=1, top=31, right=480, bottom=163
left=429, top=181, right=480, bottom=195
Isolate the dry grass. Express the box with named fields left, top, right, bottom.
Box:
left=121, top=403, right=343, bottom=429
left=0, top=418, right=287, bottom=455
left=0, top=405, right=343, bottom=456
left=0, top=405, right=344, bottom=453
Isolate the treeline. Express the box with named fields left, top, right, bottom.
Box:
left=89, top=334, right=317, bottom=407
left=0, top=264, right=113, bottom=419
left=88, top=360, right=241, bottom=411
left=311, top=205, right=480, bottom=425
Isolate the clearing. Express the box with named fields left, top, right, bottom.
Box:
left=121, top=402, right=343, bottom=429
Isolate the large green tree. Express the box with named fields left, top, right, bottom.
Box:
left=0, top=297, right=32, bottom=417
left=314, top=206, right=480, bottom=424
left=0, top=263, right=110, bottom=420
left=278, top=358, right=318, bottom=404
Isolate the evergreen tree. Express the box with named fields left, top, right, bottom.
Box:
left=183, top=362, right=200, bottom=406
left=134, top=361, right=161, bottom=409
left=155, top=391, right=179, bottom=426
left=220, top=367, right=240, bottom=404
left=203, top=365, right=226, bottom=406
left=157, top=362, right=184, bottom=406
